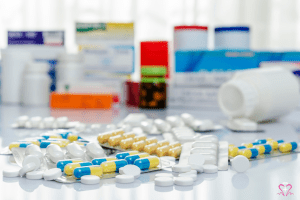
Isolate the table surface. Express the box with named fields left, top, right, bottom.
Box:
left=1, top=105, right=300, bottom=200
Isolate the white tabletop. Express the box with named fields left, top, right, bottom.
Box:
left=0, top=105, right=300, bottom=200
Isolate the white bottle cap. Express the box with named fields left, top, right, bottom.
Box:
left=26, top=171, right=44, bottom=180
left=155, top=177, right=173, bottom=186
left=116, top=175, right=134, bottom=184
left=81, top=175, right=100, bottom=185
left=43, top=168, right=62, bottom=181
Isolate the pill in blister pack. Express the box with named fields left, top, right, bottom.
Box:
left=40, top=141, right=65, bottom=148
left=42, top=135, right=62, bottom=140
left=238, top=148, right=259, bottom=159
left=134, top=135, right=147, bottom=142
left=168, top=146, right=182, bottom=158
left=108, top=135, right=125, bottom=146
left=132, top=141, right=147, bottom=151
left=9, top=142, right=32, bottom=150
left=123, top=132, right=135, bottom=139
left=144, top=143, right=159, bottom=154
left=156, top=145, right=171, bottom=157
left=74, top=166, right=103, bottom=179
left=157, top=140, right=169, bottom=147
left=100, top=160, right=128, bottom=173
left=145, top=137, right=158, bottom=145
left=57, top=159, right=84, bottom=171
left=279, top=142, right=298, bottom=153
left=120, top=138, right=134, bottom=149
left=134, top=156, right=160, bottom=170
left=116, top=151, right=139, bottom=159
left=125, top=153, right=149, bottom=164
left=64, top=162, right=93, bottom=175
left=92, top=157, right=117, bottom=165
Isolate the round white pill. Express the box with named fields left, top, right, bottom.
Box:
left=155, top=177, right=173, bottom=186
left=231, top=155, right=250, bottom=173
left=116, top=175, right=134, bottom=184
left=181, top=169, right=197, bottom=175
left=25, top=145, right=43, bottom=159
left=121, top=165, right=141, bottom=178
left=203, top=165, right=218, bottom=173
left=188, top=153, right=205, bottom=166
left=155, top=173, right=174, bottom=178
left=172, top=164, right=191, bottom=173
left=43, top=168, right=62, bottom=181
left=26, top=171, right=44, bottom=180
left=19, top=163, right=36, bottom=177
left=3, top=168, right=20, bottom=177
left=81, top=175, right=100, bottom=185
left=191, top=165, right=204, bottom=173
left=46, top=144, right=64, bottom=163
left=22, top=155, right=41, bottom=170
left=174, top=177, right=193, bottom=186
left=66, top=143, right=85, bottom=158
left=203, top=155, right=217, bottom=165
left=17, top=115, right=29, bottom=126
left=119, top=167, right=125, bottom=174
left=178, top=173, right=197, bottom=181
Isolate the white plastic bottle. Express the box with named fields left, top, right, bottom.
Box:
left=218, top=67, right=300, bottom=122
left=21, top=62, right=51, bottom=106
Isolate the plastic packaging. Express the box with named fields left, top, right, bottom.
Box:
left=218, top=67, right=300, bottom=122
left=21, top=62, right=51, bottom=106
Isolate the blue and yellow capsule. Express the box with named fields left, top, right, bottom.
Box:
left=67, top=134, right=82, bottom=142
left=237, top=146, right=246, bottom=150
left=228, top=146, right=239, bottom=157
left=9, top=142, right=32, bottom=150
left=279, top=142, right=298, bottom=153
left=74, top=165, right=103, bottom=178
left=92, top=157, right=117, bottom=165
left=100, top=160, right=128, bottom=173
left=134, top=156, right=160, bottom=170
left=238, top=148, right=259, bottom=159
left=255, top=139, right=268, bottom=144
left=64, top=162, right=93, bottom=176
left=41, top=135, right=62, bottom=140
left=40, top=141, right=65, bottom=148
left=18, top=140, right=41, bottom=146
left=47, top=139, right=70, bottom=146
left=57, top=159, right=84, bottom=171
left=58, top=131, right=72, bottom=139
left=125, top=153, right=149, bottom=164
left=116, top=151, right=139, bottom=159
left=253, top=144, right=272, bottom=154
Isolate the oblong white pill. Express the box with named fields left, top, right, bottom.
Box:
left=195, top=137, right=219, bottom=144
left=174, top=177, right=194, bottom=186
left=121, top=165, right=141, bottom=179
left=191, top=164, right=204, bottom=173
left=155, top=173, right=174, bottom=178
left=198, top=135, right=218, bottom=140
left=3, top=168, right=20, bottom=177
left=178, top=173, right=197, bottom=181
left=231, top=155, right=250, bottom=173
left=172, top=164, right=191, bottom=173
left=30, top=116, right=42, bottom=127
left=26, top=171, right=44, bottom=180
left=180, top=113, right=194, bottom=125
left=192, top=142, right=217, bottom=149
left=116, top=175, right=134, bottom=184
left=203, top=165, right=218, bottom=173
left=188, top=153, right=205, bottom=166
left=25, top=145, right=43, bottom=159
left=43, top=168, right=62, bottom=181
left=190, top=147, right=216, bottom=155
left=86, top=143, right=105, bottom=158
left=160, top=156, right=176, bottom=162
left=81, top=175, right=100, bottom=185
left=46, top=144, right=64, bottom=163
left=155, top=177, right=173, bottom=186
left=166, top=116, right=181, bottom=127
left=66, top=143, right=85, bottom=158
left=22, top=155, right=41, bottom=170
left=177, top=136, right=195, bottom=143
left=19, top=163, right=36, bottom=177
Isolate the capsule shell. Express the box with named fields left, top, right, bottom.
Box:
left=120, top=138, right=134, bottom=149
left=64, top=162, right=93, bottom=176
left=238, top=148, right=259, bottom=159
left=40, top=141, right=64, bottom=148
left=168, top=146, right=182, bottom=158
left=132, top=141, right=147, bottom=151
left=116, top=151, right=139, bottom=159
left=42, top=135, right=62, bottom=140
left=134, top=156, right=160, bottom=170
left=100, top=160, right=128, bottom=173
left=57, top=159, right=84, bottom=171
left=72, top=141, right=88, bottom=146
left=47, top=139, right=70, bottom=146
left=58, top=132, right=72, bottom=139
left=97, top=132, right=113, bottom=144
left=157, top=140, right=170, bottom=147
left=125, top=153, right=149, bottom=164
left=92, top=157, right=117, bottom=165
left=228, top=146, right=239, bottom=157
left=277, top=140, right=284, bottom=144
left=108, top=135, right=125, bottom=146
left=267, top=140, right=279, bottom=150
left=123, top=132, right=135, bottom=139
left=112, top=129, right=125, bottom=136
left=237, top=146, right=246, bottom=150
left=256, top=139, right=267, bottom=144
left=74, top=166, right=103, bottom=178
left=18, top=140, right=40, bottom=146
left=9, top=142, right=32, bottom=150
left=279, top=142, right=297, bottom=153
left=134, top=135, right=147, bottom=142
left=169, top=142, right=181, bottom=149
left=241, top=143, right=253, bottom=148
left=144, top=143, right=159, bottom=154
left=145, top=137, right=158, bottom=145
left=67, top=134, right=82, bottom=142
left=156, top=145, right=172, bottom=157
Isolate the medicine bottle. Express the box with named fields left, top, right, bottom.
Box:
left=218, top=67, right=300, bottom=122
left=21, top=62, right=51, bottom=106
